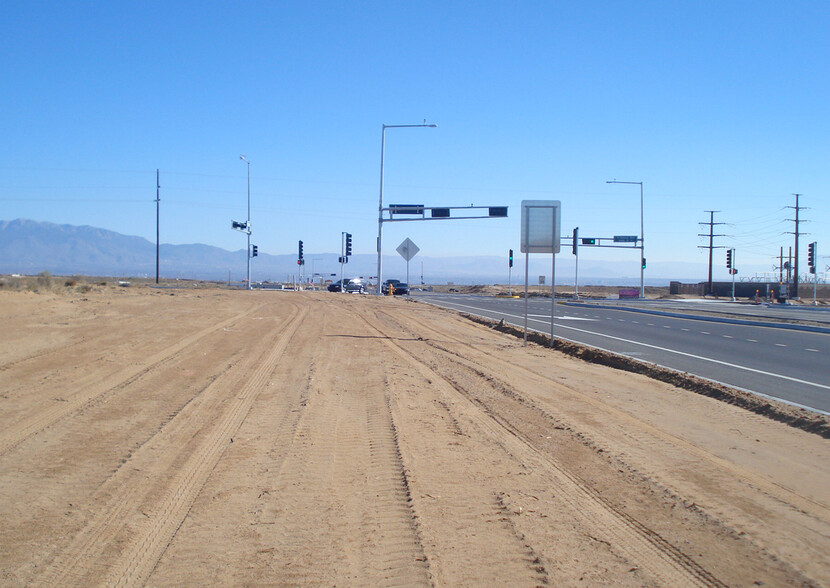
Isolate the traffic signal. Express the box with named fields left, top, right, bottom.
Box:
left=345, top=233, right=353, bottom=256
left=808, top=242, right=817, bottom=273
left=231, top=220, right=247, bottom=230
left=251, top=245, right=258, bottom=257
left=572, top=227, right=579, bottom=255
left=298, top=240, right=304, bottom=262
left=641, top=258, right=647, bottom=269
left=581, top=238, right=596, bottom=245
left=509, top=249, right=514, bottom=268
left=726, top=249, right=733, bottom=269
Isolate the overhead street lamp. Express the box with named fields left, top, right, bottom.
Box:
left=606, top=180, right=645, bottom=298
left=240, top=155, right=252, bottom=289
left=376, top=122, right=437, bottom=295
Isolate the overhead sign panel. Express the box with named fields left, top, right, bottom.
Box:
left=613, top=235, right=638, bottom=243
left=520, top=200, right=561, bottom=254
left=389, top=204, right=424, bottom=215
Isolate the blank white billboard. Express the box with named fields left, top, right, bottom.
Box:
left=520, top=200, right=561, bottom=254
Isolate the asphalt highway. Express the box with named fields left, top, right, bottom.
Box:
left=414, top=293, right=830, bottom=414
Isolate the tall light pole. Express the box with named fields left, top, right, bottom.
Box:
left=607, top=180, right=645, bottom=298
left=377, top=122, right=437, bottom=294
left=240, top=155, right=252, bottom=289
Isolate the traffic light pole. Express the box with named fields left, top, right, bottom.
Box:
left=572, top=227, right=579, bottom=299
left=340, top=232, right=345, bottom=291
left=731, top=249, right=736, bottom=302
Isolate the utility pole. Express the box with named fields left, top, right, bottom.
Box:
left=786, top=193, right=807, bottom=299
left=698, top=210, right=726, bottom=296
left=155, top=169, right=160, bottom=284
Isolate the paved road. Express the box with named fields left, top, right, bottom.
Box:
left=414, top=293, right=830, bottom=414
left=571, top=298, right=830, bottom=326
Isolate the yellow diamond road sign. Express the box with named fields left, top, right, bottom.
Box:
left=396, top=238, right=420, bottom=262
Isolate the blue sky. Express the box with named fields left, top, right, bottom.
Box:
left=2, top=1, right=828, bottom=280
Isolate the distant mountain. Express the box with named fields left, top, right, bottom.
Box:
left=1, top=219, right=722, bottom=285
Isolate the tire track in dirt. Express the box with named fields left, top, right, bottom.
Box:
left=404, top=308, right=830, bottom=519
left=249, top=303, right=431, bottom=587
left=41, top=302, right=305, bottom=588
left=358, top=307, right=726, bottom=588
left=0, top=304, right=266, bottom=457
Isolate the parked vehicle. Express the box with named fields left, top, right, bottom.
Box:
left=345, top=278, right=366, bottom=294
left=327, top=279, right=350, bottom=292
left=393, top=282, right=409, bottom=295
left=382, top=279, right=401, bottom=295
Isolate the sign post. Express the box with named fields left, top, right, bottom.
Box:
left=520, top=201, right=561, bottom=347
left=396, top=238, right=420, bottom=290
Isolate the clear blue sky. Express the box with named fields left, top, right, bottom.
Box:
left=2, top=1, right=828, bottom=280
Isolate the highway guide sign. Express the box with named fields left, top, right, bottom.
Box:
left=396, top=238, right=419, bottom=261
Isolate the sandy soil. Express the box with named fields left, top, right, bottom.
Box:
left=1, top=286, right=828, bottom=587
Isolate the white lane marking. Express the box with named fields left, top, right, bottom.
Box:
left=807, top=348, right=819, bottom=352
left=426, top=299, right=830, bottom=392
left=681, top=328, right=690, bottom=332
left=747, top=339, right=758, bottom=342
left=663, top=325, right=671, bottom=329
left=723, top=335, right=733, bottom=339
left=775, top=343, right=787, bottom=347
left=701, top=331, right=710, bottom=335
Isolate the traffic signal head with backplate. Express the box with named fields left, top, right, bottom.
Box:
left=252, top=245, right=258, bottom=257
left=641, top=258, right=647, bottom=269
left=509, top=249, right=513, bottom=268
left=808, top=242, right=817, bottom=273
left=581, top=238, right=596, bottom=245
left=345, top=233, right=352, bottom=256
left=726, top=249, right=733, bottom=269
left=298, top=240, right=304, bottom=261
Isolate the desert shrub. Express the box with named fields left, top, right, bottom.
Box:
left=37, top=271, right=53, bottom=289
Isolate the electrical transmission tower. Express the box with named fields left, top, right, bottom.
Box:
left=698, top=210, right=726, bottom=296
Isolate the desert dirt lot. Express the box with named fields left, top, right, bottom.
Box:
left=1, top=286, right=829, bottom=587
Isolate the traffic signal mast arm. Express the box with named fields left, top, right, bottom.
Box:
left=381, top=204, right=508, bottom=222
left=569, top=236, right=642, bottom=248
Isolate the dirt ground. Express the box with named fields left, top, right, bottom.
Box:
left=1, top=286, right=829, bottom=587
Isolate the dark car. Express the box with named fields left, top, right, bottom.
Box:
left=382, top=279, right=401, bottom=295
left=327, top=279, right=349, bottom=292
left=393, top=282, right=409, bottom=295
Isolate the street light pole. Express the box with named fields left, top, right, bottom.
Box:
left=376, top=122, right=437, bottom=295
left=607, top=180, right=645, bottom=298
left=240, top=155, right=252, bottom=290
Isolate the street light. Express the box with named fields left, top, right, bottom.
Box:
left=376, top=122, right=437, bottom=294
left=606, top=180, right=645, bottom=298
left=240, top=155, right=252, bottom=289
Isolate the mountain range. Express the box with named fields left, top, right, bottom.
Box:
left=0, top=219, right=715, bottom=285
